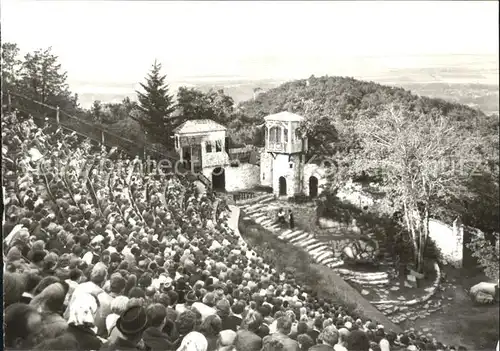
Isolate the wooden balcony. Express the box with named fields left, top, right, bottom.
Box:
left=266, top=140, right=305, bottom=154
left=266, top=142, right=287, bottom=153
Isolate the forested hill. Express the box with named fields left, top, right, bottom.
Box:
left=234, top=75, right=490, bottom=127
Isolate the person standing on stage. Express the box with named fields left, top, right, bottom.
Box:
left=288, top=209, right=295, bottom=229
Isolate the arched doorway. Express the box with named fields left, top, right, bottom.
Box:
left=309, top=176, right=318, bottom=198
left=212, top=167, right=225, bottom=191
left=279, top=176, right=287, bottom=196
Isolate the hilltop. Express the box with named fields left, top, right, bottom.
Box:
left=229, top=75, right=497, bottom=144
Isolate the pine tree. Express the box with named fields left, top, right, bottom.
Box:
left=90, top=100, right=103, bottom=123
left=134, top=60, right=176, bottom=145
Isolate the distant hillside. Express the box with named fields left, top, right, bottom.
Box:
left=394, top=83, right=499, bottom=116
left=236, top=75, right=488, bottom=124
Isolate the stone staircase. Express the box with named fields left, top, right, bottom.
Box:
left=237, top=194, right=394, bottom=283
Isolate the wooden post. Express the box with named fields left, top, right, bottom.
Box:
left=101, top=130, right=105, bottom=145
left=56, top=106, right=60, bottom=124
left=7, top=90, right=12, bottom=113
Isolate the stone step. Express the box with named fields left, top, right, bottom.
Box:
left=306, top=242, right=328, bottom=251
left=281, top=229, right=293, bottom=237
left=328, top=260, right=345, bottom=268
left=249, top=211, right=265, bottom=219
left=335, top=268, right=389, bottom=278
left=244, top=209, right=263, bottom=217
left=342, top=274, right=390, bottom=283
left=238, top=194, right=275, bottom=207
left=288, top=233, right=312, bottom=243
left=321, top=257, right=338, bottom=266
left=309, top=246, right=329, bottom=256
left=339, top=272, right=390, bottom=280
left=254, top=216, right=268, bottom=224
left=246, top=204, right=271, bottom=214
left=245, top=206, right=266, bottom=215
left=260, top=219, right=274, bottom=226
left=347, top=278, right=390, bottom=285
left=280, top=229, right=304, bottom=239
left=262, top=226, right=276, bottom=232
left=306, top=246, right=330, bottom=256
left=262, top=222, right=276, bottom=229
left=316, top=251, right=334, bottom=262
left=296, top=238, right=318, bottom=248
left=279, top=230, right=304, bottom=240
left=248, top=211, right=263, bottom=220
left=313, top=248, right=333, bottom=258
left=245, top=199, right=273, bottom=211
left=267, top=224, right=281, bottom=231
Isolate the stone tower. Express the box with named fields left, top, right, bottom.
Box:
left=260, top=111, right=308, bottom=198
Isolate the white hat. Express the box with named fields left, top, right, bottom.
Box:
left=82, top=251, right=93, bottom=265
left=91, top=235, right=104, bottom=245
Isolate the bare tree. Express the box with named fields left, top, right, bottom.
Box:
left=334, top=103, right=485, bottom=272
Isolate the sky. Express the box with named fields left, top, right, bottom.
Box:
left=1, top=0, right=498, bottom=86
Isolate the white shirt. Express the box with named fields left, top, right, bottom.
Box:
left=380, top=338, right=390, bottom=351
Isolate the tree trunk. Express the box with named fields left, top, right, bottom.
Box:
left=403, top=200, right=419, bottom=268
left=418, top=204, right=430, bottom=273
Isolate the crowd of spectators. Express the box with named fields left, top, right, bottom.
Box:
left=3, top=111, right=468, bottom=351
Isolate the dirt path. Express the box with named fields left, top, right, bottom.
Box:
left=401, top=267, right=499, bottom=350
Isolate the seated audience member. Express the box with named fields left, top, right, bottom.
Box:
left=142, top=303, right=174, bottom=351
left=107, top=296, right=130, bottom=337
left=199, top=314, right=223, bottom=351
left=263, top=316, right=300, bottom=351
left=222, top=300, right=245, bottom=331
left=216, top=329, right=237, bottom=351
left=347, top=329, right=371, bottom=351
left=310, top=325, right=339, bottom=351
left=297, top=334, right=315, bottom=351
left=4, top=272, right=27, bottom=307
left=235, top=310, right=264, bottom=351
left=63, top=292, right=103, bottom=351
left=100, top=305, right=149, bottom=351
left=336, top=328, right=350, bottom=351
left=4, top=303, right=44, bottom=350
left=33, top=333, right=80, bottom=351
left=30, top=282, right=69, bottom=340
left=176, top=331, right=208, bottom=351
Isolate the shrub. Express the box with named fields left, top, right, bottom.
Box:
left=289, top=194, right=311, bottom=204
left=467, top=231, right=500, bottom=281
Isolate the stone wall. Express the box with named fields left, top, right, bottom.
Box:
left=303, top=164, right=327, bottom=197
left=260, top=152, right=273, bottom=187
left=428, top=218, right=464, bottom=268
left=203, top=149, right=229, bottom=169
left=272, top=154, right=301, bottom=197
left=202, top=164, right=260, bottom=193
